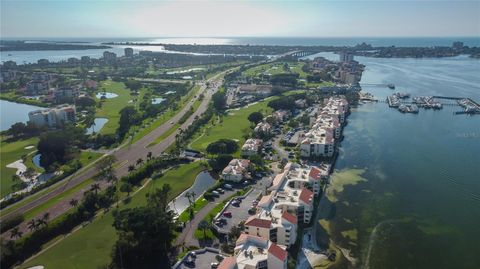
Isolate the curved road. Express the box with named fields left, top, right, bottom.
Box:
left=1, top=72, right=226, bottom=238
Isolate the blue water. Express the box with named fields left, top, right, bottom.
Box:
left=95, top=92, right=118, bottom=99
left=0, top=100, right=44, bottom=131
left=310, top=52, right=480, bottom=268
left=169, top=171, right=216, bottom=215
left=86, top=118, right=108, bottom=135
left=2, top=37, right=479, bottom=63
left=151, top=97, right=166, bottom=104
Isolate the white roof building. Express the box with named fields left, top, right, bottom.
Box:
left=221, top=159, right=251, bottom=182
left=241, top=138, right=263, bottom=157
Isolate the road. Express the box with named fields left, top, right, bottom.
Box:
left=0, top=72, right=226, bottom=239
left=1, top=50, right=301, bottom=239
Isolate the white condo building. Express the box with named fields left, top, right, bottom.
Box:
left=300, top=97, right=348, bottom=158
left=221, top=159, right=251, bottom=182
left=218, top=234, right=288, bottom=269
left=241, top=138, right=263, bottom=157
left=28, top=104, right=76, bottom=128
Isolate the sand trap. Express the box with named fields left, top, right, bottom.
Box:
left=6, top=159, right=39, bottom=182
left=26, top=266, right=44, bottom=269
left=24, top=145, right=35, bottom=150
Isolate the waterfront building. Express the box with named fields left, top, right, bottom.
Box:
left=220, top=159, right=251, bottom=182
left=81, top=56, right=91, bottom=64
left=300, top=97, right=348, bottom=157
left=0, top=70, right=16, bottom=83
left=124, top=47, right=134, bottom=57
left=241, top=138, right=263, bottom=157
left=339, top=51, right=354, bottom=62
left=103, top=51, right=117, bottom=63
left=28, top=104, right=76, bottom=128
left=217, top=234, right=288, bottom=269
left=3, top=61, right=17, bottom=69
left=37, top=59, right=50, bottom=66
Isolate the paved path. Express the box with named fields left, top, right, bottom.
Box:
left=1, top=72, right=227, bottom=239
left=175, top=190, right=235, bottom=248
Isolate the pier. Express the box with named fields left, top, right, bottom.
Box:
left=362, top=83, right=395, bottom=89
left=383, top=95, right=480, bottom=115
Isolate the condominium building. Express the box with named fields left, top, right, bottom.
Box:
left=218, top=234, right=288, bottom=269
left=254, top=122, right=272, bottom=136
left=124, top=47, right=134, bottom=57
left=241, top=139, right=263, bottom=157
left=221, top=159, right=251, bottom=182
left=28, top=104, right=76, bottom=128
left=300, top=97, right=348, bottom=157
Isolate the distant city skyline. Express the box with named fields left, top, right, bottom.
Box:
left=1, top=0, right=479, bottom=38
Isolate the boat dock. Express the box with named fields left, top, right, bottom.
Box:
left=383, top=95, right=479, bottom=115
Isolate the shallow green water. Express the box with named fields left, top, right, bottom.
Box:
left=315, top=54, right=480, bottom=269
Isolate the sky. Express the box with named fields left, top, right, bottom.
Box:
left=1, top=0, right=479, bottom=38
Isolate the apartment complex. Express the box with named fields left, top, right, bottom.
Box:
left=218, top=234, right=288, bottom=269
left=300, top=97, right=348, bottom=158
left=241, top=139, right=263, bottom=157
left=254, top=122, right=272, bottom=136
left=28, top=104, right=76, bottom=128
left=221, top=159, right=251, bottom=182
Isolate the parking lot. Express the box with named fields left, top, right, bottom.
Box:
left=215, top=177, right=270, bottom=234
left=175, top=249, right=220, bottom=269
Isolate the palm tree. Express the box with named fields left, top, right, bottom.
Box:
left=198, top=220, right=210, bottom=240
left=90, top=183, right=101, bottom=195
left=147, top=151, right=153, bottom=160
left=136, top=158, right=143, bottom=166
left=69, top=198, right=79, bottom=208
left=10, top=227, right=22, bottom=240
left=42, top=212, right=50, bottom=224
left=128, top=165, right=135, bottom=172
left=27, top=219, right=37, bottom=232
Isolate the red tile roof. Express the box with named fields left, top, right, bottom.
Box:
left=268, top=243, right=288, bottom=261
left=299, top=188, right=314, bottom=204
left=245, top=217, right=272, bottom=229
left=309, top=167, right=321, bottom=180
left=281, top=211, right=297, bottom=224
left=218, top=256, right=237, bottom=269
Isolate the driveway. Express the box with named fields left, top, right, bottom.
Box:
left=215, top=176, right=271, bottom=234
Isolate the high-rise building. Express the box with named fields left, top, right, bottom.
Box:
left=124, top=47, right=134, bottom=57
left=339, top=51, right=354, bottom=62
left=28, top=105, right=76, bottom=128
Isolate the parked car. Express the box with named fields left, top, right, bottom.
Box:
left=223, top=211, right=232, bottom=217
left=212, top=191, right=220, bottom=197
left=189, top=251, right=197, bottom=258
left=211, top=262, right=219, bottom=268
left=217, top=188, right=225, bottom=194
left=184, top=258, right=195, bottom=267
left=224, top=184, right=233, bottom=190
left=248, top=206, right=256, bottom=214
left=232, top=200, right=240, bottom=207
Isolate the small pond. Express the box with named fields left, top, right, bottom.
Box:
left=168, top=171, right=217, bottom=215
left=96, top=92, right=118, bottom=99
left=86, top=118, right=109, bottom=134
left=151, top=97, right=166, bottom=104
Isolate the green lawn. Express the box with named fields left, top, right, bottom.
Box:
left=189, top=98, right=273, bottom=154
left=243, top=62, right=307, bottom=78
left=177, top=196, right=209, bottom=223
left=129, top=85, right=200, bottom=145
left=94, top=80, right=144, bottom=135
left=0, top=137, right=39, bottom=198
left=21, top=161, right=205, bottom=269
left=20, top=151, right=102, bottom=221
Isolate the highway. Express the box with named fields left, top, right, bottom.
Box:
left=0, top=72, right=225, bottom=238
